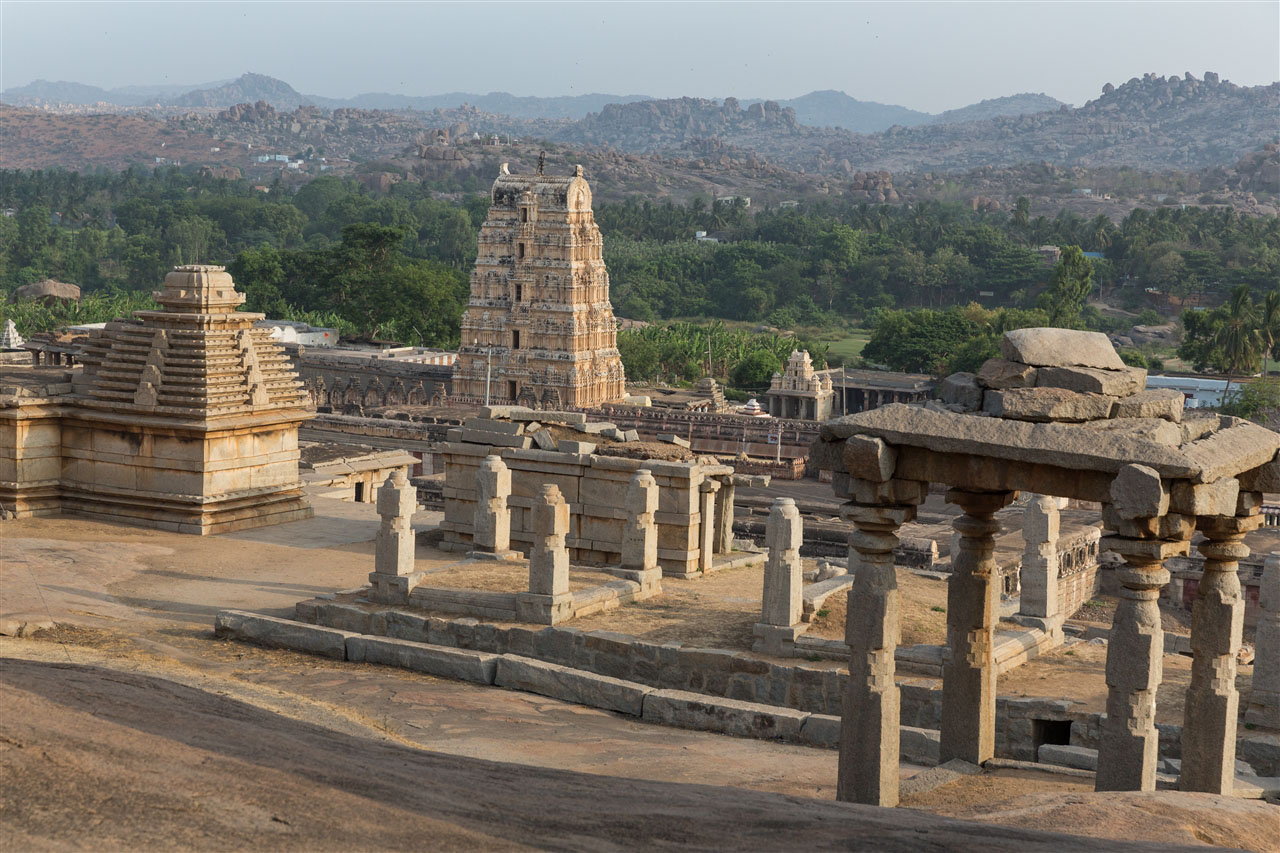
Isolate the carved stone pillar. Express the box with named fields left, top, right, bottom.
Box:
left=698, top=479, right=719, bottom=572
left=1181, top=512, right=1260, bottom=793
left=1019, top=495, right=1060, bottom=623
left=367, top=469, right=419, bottom=603
left=939, top=489, right=1015, bottom=766
left=470, top=454, right=518, bottom=560
left=753, top=497, right=804, bottom=655
left=516, top=484, right=573, bottom=624
left=1247, top=553, right=1280, bottom=729
left=1096, top=534, right=1187, bottom=791
left=714, top=479, right=736, bottom=554
left=615, top=468, right=661, bottom=593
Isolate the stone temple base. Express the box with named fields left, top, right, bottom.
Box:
left=56, top=485, right=313, bottom=535
left=752, top=623, right=806, bottom=656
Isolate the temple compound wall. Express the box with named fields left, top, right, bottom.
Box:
left=438, top=410, right=757, bottom=578
left=453, top=164, right=625, bottom=409
left=811, top=327, right=1280, bottom=806
left=0, top=265, right=313, bottom=534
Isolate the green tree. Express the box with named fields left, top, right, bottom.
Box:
left=730, top=350, right=783, bottom=388
left=1216, top=285, right=1263, bottom=400
left=1038, top=245, right=1094, bottom=328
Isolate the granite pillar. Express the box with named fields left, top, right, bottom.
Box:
left=367, top=469, right=419, bottom=603
left=616, top=468, right=661, bottom=591
left=940, top=489, right=1014, bottom=766
left=698, top=479, right=720, bottom=572
left=1246, top=553, right=1280, bottom=729
left=1020, top=495, right=1060, bottom=621
left=714, top=479, right=736, bottom=554
left=752, top=497, right=804, bottom=655
left=471, top=454, right=517, bottom=560
left=1181, top=512, right=1260, bottom=793
left=516, top=484, right=573, bottom=624
left=1096, top=533, right=1187, bottom=791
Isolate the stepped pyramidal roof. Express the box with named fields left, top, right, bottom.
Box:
left=76, top=265, right=307, bottom=419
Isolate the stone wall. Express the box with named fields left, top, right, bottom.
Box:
left=441, top=441, right=734, bottom=577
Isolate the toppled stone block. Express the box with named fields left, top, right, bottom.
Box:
left=1238, top=450, right=1280, bottom=494
left=983, top=387, right=1116, bottom=422
left=531, top=428, right=557, bottom=450
left=977, top=358, right=1038, bottom=390
left=480, top=405, right=531, bottom=419
left=1000, top=328, right=1126, bottom=370
left=1039, top=743, right=1098, bottom=771
left=1082, top=417, right=1182, bottom=447
left=461, top=428, right=532, bottom=449
left=1115, top=388, right=1185, bottom=423
left=1110, top=463, right=1169, bottom=519
left=658, top=434, right=691, bottom=448
left=557, top=440, right=596, bottom=455
left=843, top=435, right=897, bottom=482
left=1036, top=365, right=1146, bottom=398
left=621, top=429, right=639, bottom=442
left=512, top=410, right=586, bottom=425
left=579, top=422, right=616, bottom=435
left=939, top=372, right=983, bottom=411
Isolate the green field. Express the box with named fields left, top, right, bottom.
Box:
left=823, top=330, right=872, bottom=363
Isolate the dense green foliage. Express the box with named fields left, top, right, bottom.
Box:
left=616, top=322, right=827, bottom=388
left=2, top=169, right=1277, bottom=358
left=861, top=304, right=1051, bottom=376
left=1177, top=285, right=1280, bottom=376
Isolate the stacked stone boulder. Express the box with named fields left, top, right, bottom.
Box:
left=809, top=327, right=1280, bottom=807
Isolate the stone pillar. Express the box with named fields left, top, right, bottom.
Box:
left=516, top=484, right=573, bottom=624
left=1246, top=553, right=1280, bottom=729
left=470, top=454, right=518, bottom=561
left=1017, top=495, right=1062, bottom=636
left=753, top=497, right=804, bottom=655
left=936, top=484, right=1013, bottom=763
left=1096, top=533, right=1187, bottom=791
left=1181, top=512, right=1261, bottom=793
left=367, top=469, right=419, bottom=603
left=616, top=468, right=661, bottom=592
left=939, top=489, right=1015, bottom=766
left=837, top=490, right=918, bottom=807
left=714, top=478, right=736, bottom=554
left=698, top=479, right=720, bottom=572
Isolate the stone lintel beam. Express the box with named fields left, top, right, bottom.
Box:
left=838, top=502, right=912, bottom=807
left=1095, top=529, right=1187, bottom=792
left=939, top=488, right=1016, bottom=767
left=891, top=446, right=1113, bottom=504
left=1238, top=450, right=1280, bottom=493
left=1180, top=513, right=1259, bottom=794
left=1170, top=478, right=1240, bottom=517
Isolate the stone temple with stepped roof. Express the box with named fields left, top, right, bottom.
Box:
left=0, top=265, right=314, bottom=534
left=452, top=163, right=625, bottom=409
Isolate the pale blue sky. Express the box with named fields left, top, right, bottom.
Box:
left=2, top=1, right=1277, bottom=112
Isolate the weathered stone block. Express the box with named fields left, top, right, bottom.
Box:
left=843, top=435, right=897, bottom=482
left=495, top=655, right=652, bottom=716
left=1169, top=478, right=1240, bottom=517
left=1115, top=388, right=1185, bottom=423
left=976, top=358, right=1038, bottom=390
left=658, top=433, right=691, bottom=448
left=641, top=689, right=808, bottom=740
left=983, top=387, right=1116, bottom=422
left=939, top=372, right=983, bottom=411
left=346, top=636, right=499, bottom=684
left=1037, top=365, right=1146, bottom=398
left=1110, top=463, right=1169, bottom=520
left=214, top=610, right=352, bottom=660
left=556, top=440, right=596, bottom=455
left=1000, top=328, right=1126, bottom=370
left=1082, top=417, right=1182, bottom=447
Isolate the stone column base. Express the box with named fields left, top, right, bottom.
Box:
left=467, top=549, right=522, bottom=562
left=752, top=622, right=805, bottom=656
left=515, top=591, right=574, bottom=625
left=603, top=567, right=663, bottom=594
left=1008, top=613, right=1065, bottom=644
left=367, top=570, right=425, bottom=604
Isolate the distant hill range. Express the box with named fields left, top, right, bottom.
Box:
left=3, top=71, right=1064, bottom=128
left=558, top=73, right=1280, bottom=172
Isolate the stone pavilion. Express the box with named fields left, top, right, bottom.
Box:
left=1, top=265, right=314, bottom=534
left=452, top=163, right=626, bottom=409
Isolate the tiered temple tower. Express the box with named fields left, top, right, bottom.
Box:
left=60, top=264, right=314, bottom=533
left=453, top=163, right=625, bottom=409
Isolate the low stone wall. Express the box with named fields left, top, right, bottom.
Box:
left=1055, top=527, right=1103, bottom=618
left=441, top=441, right=735, bottom=577
left=294, top=597, right=1278, bottom=771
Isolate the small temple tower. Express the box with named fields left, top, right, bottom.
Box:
left=764, top=350, right=833, bottom=420
left=60, top=265, right=314, bottom=533
left=453, top=163, right=625, bottom=409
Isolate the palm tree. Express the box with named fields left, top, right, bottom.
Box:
left=1260, top=290, right=1280, bottom=379
left=1215, top=285, right=1263, bottom=404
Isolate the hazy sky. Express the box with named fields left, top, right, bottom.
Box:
left=2, top=1, right=1277, bottom=112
